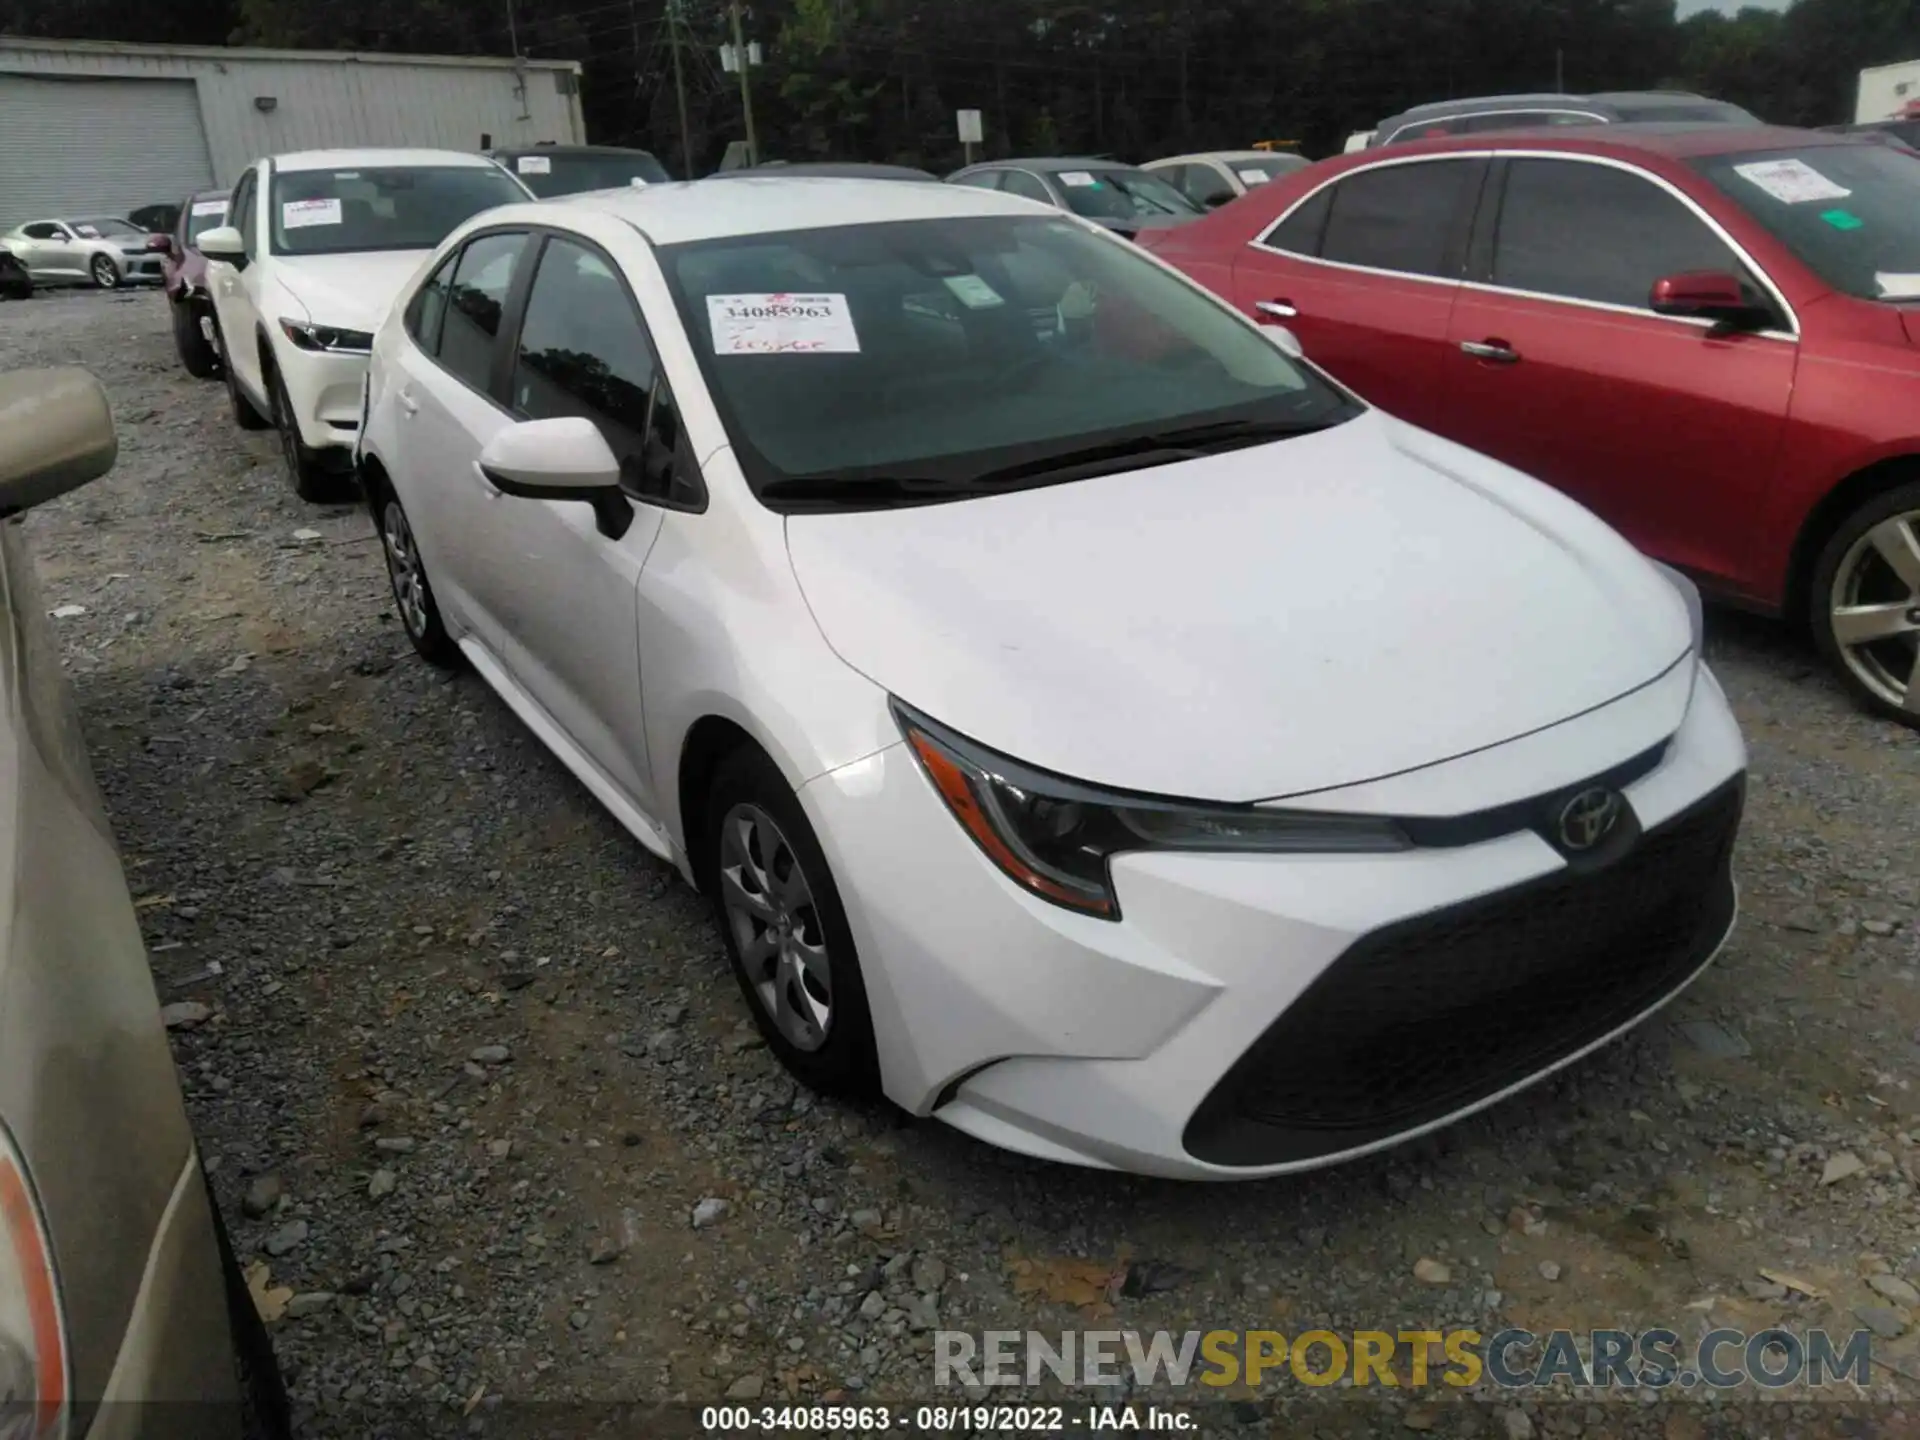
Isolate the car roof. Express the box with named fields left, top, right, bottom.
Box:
left=191, top=188, right=231, bottom=200
left=1148, top=150, right=1306, bottom=166
left=545, top=175, right=1045, bottom=245
left=962, top=157, right=1136, bottom=173
left=1390, top=89, right=1712, bottom=121
left=272, top=148, right=501, bottom=173
left=1364, top=121, right=1850, bottom=162
left=488, top=143, right=658, bottom=157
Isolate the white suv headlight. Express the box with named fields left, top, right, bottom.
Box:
left=0, top=1119, right=67, bottom=1439
left=277, top=318, right=373, bottom=354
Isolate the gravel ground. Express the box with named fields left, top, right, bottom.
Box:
left=8, top=288, right=1920, bottom=1438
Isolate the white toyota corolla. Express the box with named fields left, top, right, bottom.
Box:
left=355, top=177, right=1747, bottom=1180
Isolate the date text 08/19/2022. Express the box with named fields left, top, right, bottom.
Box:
left=700, top=1404, right=1194, bottom=1433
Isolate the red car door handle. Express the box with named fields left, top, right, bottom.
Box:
left=1460, top=338, right=1520, bottom=364
left=1254, top=299, right=1299, bottom=321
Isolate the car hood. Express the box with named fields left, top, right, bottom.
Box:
left=273, top=251, right=434, bottom=332
left=785, top=411, right=1691, bottom=802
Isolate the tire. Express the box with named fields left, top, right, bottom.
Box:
left=202, top=1171, right=293, bottom=1440
left=1809, top=477, right=1920, bottom=730
left=90, top=253, right=120, bottom=289
left=216, top=322, right=272, bottom=431
left=172, top=297, right=222, bottom=379
left=704, top=745, right=881, bottom=1096
left=268, top=366, right=356, bottom=504
left=371, top=480, right=460, bottom=668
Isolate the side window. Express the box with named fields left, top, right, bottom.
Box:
left=1491, top=159, right=1755, bottom=312
left=1263, top=186, right=1333, bottom=256
left=1181, top=165, right=1235, bottom=208
left=21, top=223, right=61, bottom=240
left=438, top=232, right=527, bottom=394
left=511, top=236, right=698, bottom=506
left=1001, top=171, right=1054, bottom=205
left=952, top=171, right=1004, bottom=191
left=1318, top=159, right=1478, bottom=277
left=406, top=250, right=458, bottom=356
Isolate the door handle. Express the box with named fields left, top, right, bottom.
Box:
left=1255, top=299, right=1299, bottom=321
left=397, top=389, right=420, bottom=416
left=1460, top=339, right=1520, bottom=364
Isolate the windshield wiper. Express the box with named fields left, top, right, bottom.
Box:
left=759, top=475, right=1000, bottom=506
left=967, top=416, right=1341, bottom=488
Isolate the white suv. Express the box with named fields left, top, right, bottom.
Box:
left=198, top=148, right=531, bottom=502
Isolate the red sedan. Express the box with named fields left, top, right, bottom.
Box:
left=1140, top=125, right=1920, bottom=727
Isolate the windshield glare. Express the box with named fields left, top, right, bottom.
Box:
left=1056, top=169, right=1202, bottom=221
left=1694, top=144, right=1920, bottom=301
left=659, top=215, right=1356, bottom=501
left=509, top=151, right=671, bottom=197
left=269, top=166, right=529, bottom=256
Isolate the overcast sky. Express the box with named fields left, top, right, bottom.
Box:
left=1674, top=0, right=1789, bottom=16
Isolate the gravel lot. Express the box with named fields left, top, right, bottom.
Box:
left=9, top=288, right=1920, bottom=1437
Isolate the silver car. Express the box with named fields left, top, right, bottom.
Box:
left=1, top=218, right=166, bottom=290
left=0, top=368, right=289, bottom=1438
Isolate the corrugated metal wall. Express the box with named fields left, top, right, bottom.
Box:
left=0, top=75, right=216, bottom=225
left=0, top=40, right=583, bottom=197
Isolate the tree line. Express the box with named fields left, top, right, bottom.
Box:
left=4, top=0, right=1918, bottom=172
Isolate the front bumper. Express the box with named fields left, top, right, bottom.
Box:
left=274, top=341, right=372, bottom=453
left=800, top=661, right=1746, bottom=1180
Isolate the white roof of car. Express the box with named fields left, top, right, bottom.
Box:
left=272, top=148, right=502, bottom=173
left=549, top=176, right=1041, bottom=246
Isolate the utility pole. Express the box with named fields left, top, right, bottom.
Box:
left=505, top=0, right=519, bottom=55
left=669, top=0, right=694, bottom=178
left=1555, top=47, right=1565, bottom=92
left=729, top=0, right=758, bottom=167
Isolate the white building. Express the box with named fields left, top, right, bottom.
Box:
left=0, top=37, right=585, bottom=224
left=1855, top=57, right=1920, bottom=123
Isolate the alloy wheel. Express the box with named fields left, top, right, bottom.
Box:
left=718, top=803, right=833, bottom=1052
left=380, top=500, right=431, bottom=640
left=1829, top=509, right=1920, bottom=715
left=91, top=255, right=119, bottom=289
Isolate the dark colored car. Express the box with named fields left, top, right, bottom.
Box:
left=0, top=248, right=30, bottom=300
left=1371, top=90, right=1761, bottom=147
left=161, top=190, right=231, bottom=380
left=485, top=143, right=671, bottom=196
left=1140, top=124, right=1920, bottom=726
left=129, top=202, right=182, bottom=234
left=947, top=157, right=1204, bottom=238
left=711, top=161, right=940, bottom=181
left=1820, top=119, right=1920, bottom=151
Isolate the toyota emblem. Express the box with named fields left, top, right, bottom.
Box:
left=1556, top=787, right=1623, bottom=853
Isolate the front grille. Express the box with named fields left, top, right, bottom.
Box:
left=1183, top=777, right=1743, bottom=1167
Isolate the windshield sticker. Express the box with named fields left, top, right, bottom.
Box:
left=1059, top=171, right=1098, bottom=187
left=517, top=155, right=552, bottom=175
left=1733, top=158, right=1851, bottom=205
left=708, top=293, right=861, bottom=355
left=1876, top=273, right=1920, bottom=299
left=190, top=199, right=228, bottom=218
left=942, top=274, right=1005, bottom=309
left=1819, top=208, right=1864, bottom=230
left=1237, top=168, right=1271, bottom=185
left=282, top=198, right=343, bottom=229
left=74, top=224, right=100, bottom=238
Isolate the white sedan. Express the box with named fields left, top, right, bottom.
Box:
left=355, top=177, right=1747, bottom=1179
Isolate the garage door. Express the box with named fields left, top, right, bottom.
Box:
left=0, top=74, right=215, bottom=228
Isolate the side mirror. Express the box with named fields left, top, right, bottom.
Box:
left=1649, top=270, right=1767, bottom=330
left=477, top=417, right=633, bottom=539
left=197, top=226, right=245, bottom=262
left=0, top=369, right=117, bottom=517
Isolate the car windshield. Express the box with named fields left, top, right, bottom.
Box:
left=269, top=166, right=529, bottom=256
left=1053, top=168, right=1202, bottom=221
left=1693, top=143, right=1920, bottom=301
left=506, top=150, right=671, bottom=197
left=73, top=218, right=142, bottom=239
left=657, top=214, right=1359, bottom=505
left=186, top=199, right=230, bottom=245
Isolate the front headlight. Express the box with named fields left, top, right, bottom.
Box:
left=0, top=1119, right=67, bottom=1440
left=893, top=701, right=1410, bottom=920
left=277, top=318, right=374, bottom=354
left=1651, top=559, right=1705, bottom=657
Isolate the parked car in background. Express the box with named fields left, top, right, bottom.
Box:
left=1138, top=124, right=1920, bottom=726
left=946, top=157, right=1203, bottom=238
left=196, top=148, right=532, bottom=502
left=0, top=366, right=291, bottom=1439
left=129, top=202, right=183, bottom=235
left=710, top=161, right=941, bottom=182
left=486, top=143, right=671, bottom=195
left=0, top=248, right=30, bottom=300
left=1370, top=90, right=1760, bottom=146
left=1820, top=118, right=1920, bottom=151
left=1, top=217, right=166, bottom=290
left=355, top=176, right=1744, bottom=1178
left=1143, top=150, right=1313, bottom=209
left=163, top=189, right=231, bottom=379
left=1343, top=131, right=1376, bottom=153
